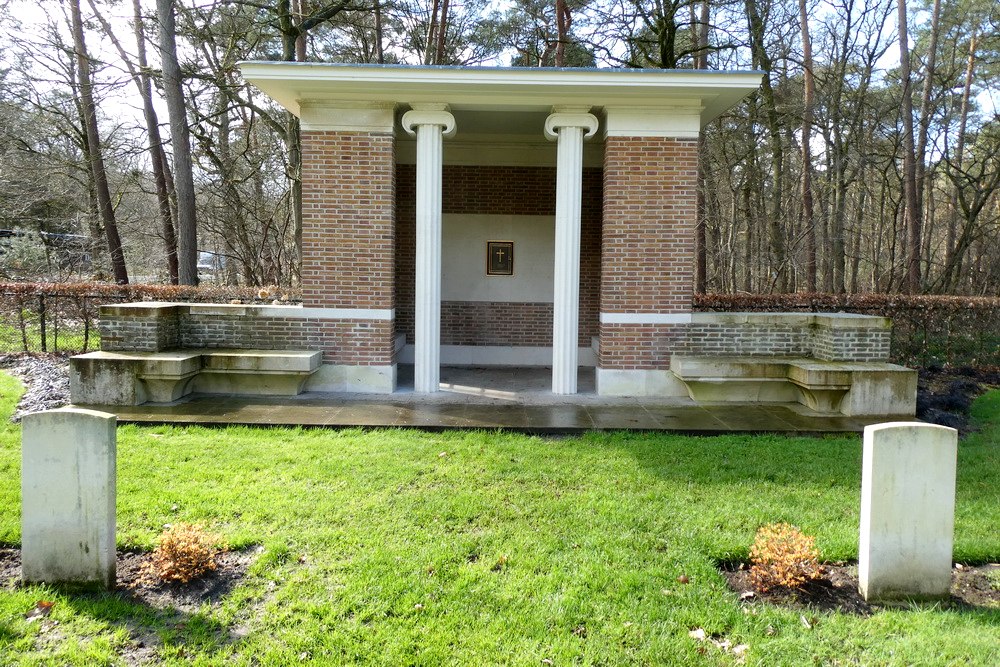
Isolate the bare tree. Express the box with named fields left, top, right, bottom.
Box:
left=799, top=0, right=816, bottom=291
left=69, top=0, right=128, bottom=284
left=157, top=0, right=199, bottom=284
left=87, top=0, right=179, bottom=284
left=896, top=0, right=921, bottom=292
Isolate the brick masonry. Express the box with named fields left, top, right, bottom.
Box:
left=599, top=137, right=698, bottom=370
left=395, top=165, right=602, bottom=348
left=98, top=313, right=179, bottom=352
left=672, top=321, right=891, bottom=363
left=99, top=306, right=393, bottom=366
left=300, top=130, right=396, bottom=310
left=297, top=129, right=396, bottom=364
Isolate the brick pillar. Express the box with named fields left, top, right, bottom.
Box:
left=596, top=136, right=698, bottom=396
left=298, top=116, right=398, bottom=392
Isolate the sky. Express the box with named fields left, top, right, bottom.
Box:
left=3, top=0, right=996, bottom=141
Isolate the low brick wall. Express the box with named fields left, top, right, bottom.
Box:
left=98, top=303, right=394, bottom=366
left=99, top=305, right=892, bottom=372
left=675, top=313, right=892, bottom=363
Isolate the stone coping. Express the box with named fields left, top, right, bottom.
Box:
left=99, top=302, right=393, bottom=320
left=689, top=311, right=890, bottom=329
left=100, top=302, right=890, bottom=330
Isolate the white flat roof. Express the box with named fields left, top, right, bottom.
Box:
left=239, top=63, right=761, bottom=126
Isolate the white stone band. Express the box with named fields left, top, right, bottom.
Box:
left=599, top=312, right=693, bottom=325
left=185, top=304, right=395, bottom=320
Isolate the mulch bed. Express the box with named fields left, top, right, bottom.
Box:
left=917, top=365, right=1000, bottom=433
left=0, top=546, right=257, bottom=612
left=721, top=561, right=1000, bottom=614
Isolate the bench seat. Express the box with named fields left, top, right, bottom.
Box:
left=670, top=355, right=916, bottom=416
left=70, top=349, right=322, bottom=405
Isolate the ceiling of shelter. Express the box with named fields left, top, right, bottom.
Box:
left=398, top=109, right=554, bottom=139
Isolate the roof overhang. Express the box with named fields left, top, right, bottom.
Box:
left=239, top=63, right=761, bottom=128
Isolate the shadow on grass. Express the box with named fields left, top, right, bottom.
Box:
left=2, top=547, right=256, bottom=661
left=581, top=429, right=864, bottom=490
left=62, top=590, right=237, bottom=657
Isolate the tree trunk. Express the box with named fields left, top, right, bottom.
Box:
left=424, top=0, right=441, bottom=65
left=896, top=0, right=921, bottom=293
left=70, top=0, right=128, bottom=284
left=434, top=0, right=450, bottom=64
left=374, top=0, right=385, bottom=64
left=915, top=0, right=940, bottom=209
left=555, top=0, right=570, bottom=67
left=694, top=1, right=710, bottom=293
left=943, top=31, right=977, bottom=291
left=128, top=0, right=178, bottom=283
left=745, top=0, right=787, bottom=291
left=87, top=0, right=177, bottom=283
left=157, top=0, right=198, bottom=285
left=799, top=0, right=816, bottom=292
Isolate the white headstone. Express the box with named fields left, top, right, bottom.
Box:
left=21, top=408, right=116, bottom=589
left=859, top=421, right=957, bottom=601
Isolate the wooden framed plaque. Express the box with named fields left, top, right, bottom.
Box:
left=486, top=241, right=514, bottom=276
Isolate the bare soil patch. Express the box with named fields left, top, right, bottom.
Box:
left=0, top=545, right=256, bottom=611
left=721, top=561, right=1000, bottom=614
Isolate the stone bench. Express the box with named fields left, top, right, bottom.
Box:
left=670, top=355, right=916, bottom=416
left=70, top=349, right=322, bottom=406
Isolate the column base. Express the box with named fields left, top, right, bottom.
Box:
left=303, top=363, right=397, bottom=394
left=595, top=367, right=689, bottom=397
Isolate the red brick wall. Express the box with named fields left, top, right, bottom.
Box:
left=599, top=137, right=697, bottom=369
left=395, top=165, right=602, bottom=348
left=442, top=302, right=552, bottom=346
left=301, top=131, right=396, bottom=310
left=300, top=131, right=396, bottom=365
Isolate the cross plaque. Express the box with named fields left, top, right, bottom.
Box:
left=487, top=241, right=514, bottom=276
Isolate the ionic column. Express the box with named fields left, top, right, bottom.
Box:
left=402, top=104, right=456, bottom=393
left=545, top=108, right=598, bottom=395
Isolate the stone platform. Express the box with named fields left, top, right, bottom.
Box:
left=75, top=366, right=893, bottom=434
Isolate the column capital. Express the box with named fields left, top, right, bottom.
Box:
left=401, top=106, right=457, bottom=138
left=544, top=110, right=599, bottom=142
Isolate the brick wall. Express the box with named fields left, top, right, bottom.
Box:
left=673, top=323, right=813, bottom=358
left=301, top=131, right=396, bottom=310
left=597, top=323, right=684, bottom=370
left=812, top=327, right=891, bottom=362
left=671, top=315, right=892, bottom=363
left=395, top=165, right=602, bottom=347
left=100, top=305, right=393, bottom=366
left=180, top=313, right=393, bottom=366
left=441, top=301, right=553, bottom=346
left=297, top=130, right=396, bottom=364
left=599, top=137, right=698, bottom=370
left=99, top=311, right=179, bottom=352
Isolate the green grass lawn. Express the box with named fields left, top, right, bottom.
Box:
left=0, top=321, right=96, bottom=354
left=0, top=372, right=997, bottom=666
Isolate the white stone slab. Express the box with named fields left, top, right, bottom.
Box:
left=303, top=363, right=397, bottom=394
left=21, top=408, right=117, bottom=588
left=594, top=368, right=689, bottom=397
left=859, top=421, right=957, bottom=600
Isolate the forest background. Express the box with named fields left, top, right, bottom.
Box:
left=0, top=0, right=997, bottom=296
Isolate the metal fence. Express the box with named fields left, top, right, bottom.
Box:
left=1, top=292, right=114, bottom=354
